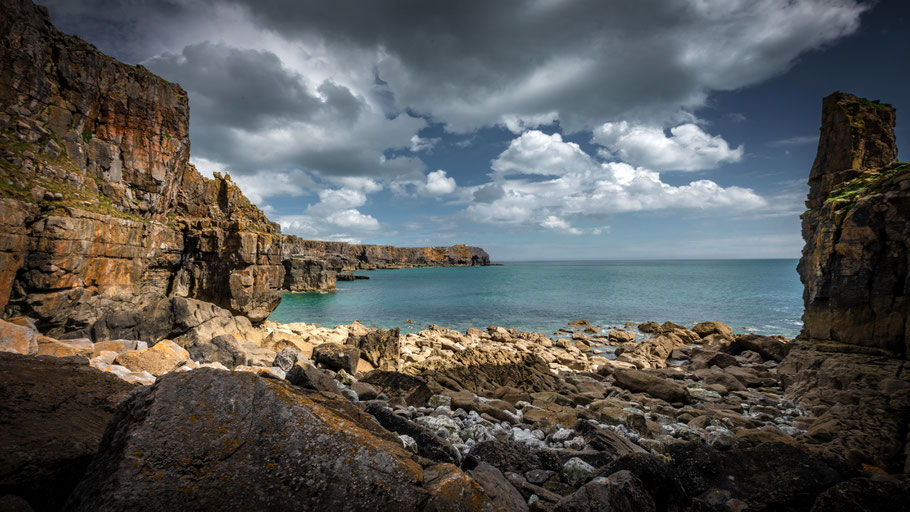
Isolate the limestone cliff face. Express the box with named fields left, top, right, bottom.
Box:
left=0, top=0, right=490, bottom=336
left=798, top=92, right=908, bottom=356
left=285, top=238, right=491, bottom=270
left=0, top=0, right=283, bottom=333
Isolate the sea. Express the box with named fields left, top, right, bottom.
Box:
left=270, top=259, right=805, bottom=338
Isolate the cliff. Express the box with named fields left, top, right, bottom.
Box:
left=0, top=0, right=489, bottom=336
left=797, top=92, right=908, bottom=357
left=284, top=238, right=491, bottom=270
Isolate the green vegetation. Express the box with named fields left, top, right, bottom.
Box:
left=856, top=97, right=891, bottom=110
left=0, top=131, right=150, bottom=224
left=825, top=162, right=910, bottom=210
left=81, top=129, right=92, bottom=143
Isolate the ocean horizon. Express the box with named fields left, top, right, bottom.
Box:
left=271, top=258, right=804, bottom=338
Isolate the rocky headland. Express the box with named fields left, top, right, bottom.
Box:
left=1, top=0, right=909, bottom=510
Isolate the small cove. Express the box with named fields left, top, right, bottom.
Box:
left=270, top=259, right=804, bottom=338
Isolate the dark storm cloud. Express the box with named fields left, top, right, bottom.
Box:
left=143, top=42, right=425, bottom=177
left=147, top=42, right=322, bottom=129
left=224, top=0, right=868, bottom=131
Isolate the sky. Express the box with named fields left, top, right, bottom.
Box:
left=38, top=0, right=910, bottom=261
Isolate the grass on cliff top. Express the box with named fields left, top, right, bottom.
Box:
left=825, top=162, right=910, bottom=209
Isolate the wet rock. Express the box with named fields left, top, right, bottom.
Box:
left=312, top=342, right=360, bottom=373
left=65, top=369, right=493, bottom=511
left=0, top=352, right=134, bottom=511
left=554, top=470, right=655, bottom=512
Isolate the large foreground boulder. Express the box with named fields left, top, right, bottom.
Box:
left=66, top=368, right=493, bottom=511
left=0, top=352, right=135, bottom=511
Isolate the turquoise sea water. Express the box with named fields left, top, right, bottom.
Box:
left=270, top=259, right=804, bottom=338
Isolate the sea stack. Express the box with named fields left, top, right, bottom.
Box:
left=798, top=92, right=908, bottom=355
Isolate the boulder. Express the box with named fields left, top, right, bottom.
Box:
left=35, top=336, right=93, bottom=357
left=666, top=442, right=848, bottom=511
left=65, top=369, right=493, bottom=511
left=464, top=440, right=555, bottom=475
left=285, top=361, right=339, bottom=394
left=0, top=352, right=135, bottom=511
left=0, top=320, right=37, bottom=355
left=692, top=321, right=733, bottom=339
left=469, top=463, right=529, bottom=512
left=183, top=333, right=245, bottom=367
left=272, top=347, right=303, bottom=372
left=312, top=342, right=360, bottom=373
left=346, top=328, right=400, bottom=371
left=360, top=371, right=433, bottom=407
left=733, top=334, right=790, bottom=362
left=608, top=330, right=636, bottom=344
left=594, top=453, right=688, bottom=512
left=554, top=470, right=656, bottom=512
left=240, top=342, right=276, bottom=367
left=611, top=368, right=690, bottom=404
left=112, top=340, right=189, bottom=376
left=574, top=420, right=646, bottom=459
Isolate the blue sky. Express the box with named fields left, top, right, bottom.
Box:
left=40, top=0, right=909, bottom=260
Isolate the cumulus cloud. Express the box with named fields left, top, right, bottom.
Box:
left=540, top=216, right=583, bottom=235
left=424, top=170, right=458, bottom=196
left=593, top=122, right=744, bottom=171
left=466, top=130, right=767, bottom=230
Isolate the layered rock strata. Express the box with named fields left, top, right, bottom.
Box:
left=798, top=92, right=908, bottom=355
left=0, top=0, right=489, bottom=338
left=786, top=92, right=910, bottom=474
left=284, top=239, right=491, bottom=270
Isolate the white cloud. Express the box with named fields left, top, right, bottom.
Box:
left=540, top=216, right=582, bottom=235
left=424, top=170, right=458, bottom=196
left=325, top=209, right=381, bottom=230
left=466, top=130, right=767, bottom=230
left=492, top=131, right=594, bottom=176
left=593, top=122, right=743, bottom=171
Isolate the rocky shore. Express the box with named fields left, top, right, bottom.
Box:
left=3, top=313, right=908, bottom=511
left=1, top=0, right=909, bottom=510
